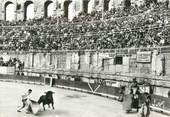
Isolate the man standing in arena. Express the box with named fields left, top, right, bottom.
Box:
left=17, top=89, right=32, bottom=113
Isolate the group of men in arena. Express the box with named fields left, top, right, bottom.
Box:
left=119, top=78, right=151, bottom=117
left=17, top=78, right=151, bottom=117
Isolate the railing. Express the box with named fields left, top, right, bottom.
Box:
left=17, top=68, right=170, bottom=86
left=0, top=46, right=169, bottom=54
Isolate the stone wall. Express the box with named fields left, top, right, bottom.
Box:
left=1, top=0, right=164, bottom=21
left=0, top=47, right=169, bottom=78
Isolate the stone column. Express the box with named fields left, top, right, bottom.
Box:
left=0, top=2, right=3, bottom=20
left=79, top=0, right=84, bottom=13
left=53, top=0, right=58, bottom=16
left=114, top=0, right=124, bottom=8
left=74, top=0, right=82, bottom=15
left=52, top=0, right=57, bottom=17
left=59, top=1, right=65, bottom=16
left=16, top=9, right=24, bottom=21
left=109, top=0, right=115, bottom=10
left=16, top=0, right=25, bottom=21
left=68, top=1, right=76, bottom=21
left=34, top=0, right=43, bottom=19
left=99, top=0, right=104, bottom=10
left=151, top=50, right=157, bottom=75
left=88, top=0, right=97, bottom=13
left=61, top=1, right=64, bottom=11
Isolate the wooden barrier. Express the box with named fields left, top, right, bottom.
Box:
left=0, top=76, right=170, bottom=116
left=0, top=66, right=15, bottom=75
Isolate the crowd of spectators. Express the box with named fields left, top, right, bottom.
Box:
left=0, top=1, right=169, bottom=51
left=0, top=57, right=24, bottom=69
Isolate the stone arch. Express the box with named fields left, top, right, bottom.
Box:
left=44, top=0, right=54, bottom=17
left=24, top=0, right=34, bottom=20
left=4, top=1, right=15, bottom=21
left=64, top=0, right=72, bottom=18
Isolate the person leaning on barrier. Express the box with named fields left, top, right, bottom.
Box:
left=118, top=85, right=126, bottom=102
left=17, top=89, right=32, bottom=113
left=168, top=90, right=170, bottom=98
left=133, top=86, right=140, bottom=112
left=130, top=78, right=140, bottom=112
left=130, top=78, right=139, bottom=88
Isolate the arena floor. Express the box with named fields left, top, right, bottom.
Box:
left=0, top=81, right=168, bottom=117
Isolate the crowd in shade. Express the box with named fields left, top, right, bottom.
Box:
left=0, top=57, right=24, bottom=69
left=0, top=1, right=169, bottom=51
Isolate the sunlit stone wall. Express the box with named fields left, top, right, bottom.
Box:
left=1, top=0, right=165, bottom=21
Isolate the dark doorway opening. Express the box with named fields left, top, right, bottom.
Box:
left=83, top=0, right=89, bottom=13
left=64, top=0, right=72, bottom=18
left=104, top=0, right=110, bottom=11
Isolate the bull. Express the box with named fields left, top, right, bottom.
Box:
left=38, top=91, right=55, bottom=110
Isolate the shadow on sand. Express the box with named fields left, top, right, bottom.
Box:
left=37, top=109, right=70, bottom=116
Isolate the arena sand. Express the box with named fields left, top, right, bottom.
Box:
left=0, top=81, right=168, bottom=117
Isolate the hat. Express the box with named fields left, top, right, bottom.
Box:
left=28, top=89, right=32, bottom=92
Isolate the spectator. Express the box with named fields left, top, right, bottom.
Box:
left=0, top=1, right=169, bottom=51
left=168, top=90, right=170, bottom=98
